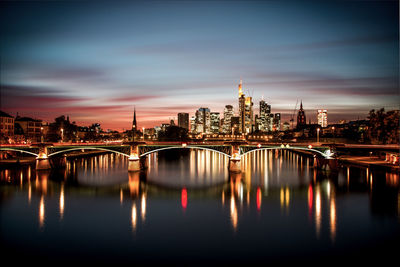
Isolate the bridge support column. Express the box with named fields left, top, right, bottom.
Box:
left=229, top=144, right=242, bottom=173
left=313, top=156, right=339, bottom=171
left=36, top=145, right=51, bottom=170
left=36, top=158, right=51, bottom=170
left=128, top=159, right=141, bottom=172
left=229, top=158, right=241, bottom=173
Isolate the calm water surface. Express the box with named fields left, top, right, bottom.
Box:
left=1, top=149, right=399, bottom=264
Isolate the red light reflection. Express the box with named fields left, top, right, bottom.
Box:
left=181, top=188, right=187, bottom=210
left=256, top=187, right=261, bottom=211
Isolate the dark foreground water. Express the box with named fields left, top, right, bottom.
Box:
left=1, top=149, right=399, bottom=265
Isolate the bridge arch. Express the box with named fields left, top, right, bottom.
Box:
left=0, top=148, right=39, bottom=157
left=240, top=147, right=331, bottom=159
left=47, top=147, right=131, bottom=158
left=139, top=146, right=231, bottom=158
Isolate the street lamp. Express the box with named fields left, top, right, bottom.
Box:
left=41, top=127, right=44, bottom=143
left=142, top=127, right=145, bottom=140
left=231, top=127, right=234, bottom=140
left=317, top=128, right=320, bottom=144
left=332, top=126, right=335, bottom=144
left=61, top=128, right=64, bottom=143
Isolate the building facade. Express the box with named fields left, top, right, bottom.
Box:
left=15, top=116, right=43, bottom=142
left=222, top=105, right=234, bottom=133
left=317, top=109, right=328, bottom=128
left=0, top=111, right=14, bottom=139
left=178, top=113, right=189, bottom=130
left=195, top=107, right=211, bottom=134
left=210, top=112, right=220, bottom=134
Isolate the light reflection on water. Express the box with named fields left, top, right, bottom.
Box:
left=0, top=149, right=399, bottom=263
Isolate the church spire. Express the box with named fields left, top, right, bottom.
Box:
left=132, top=107, right=137, bottom=131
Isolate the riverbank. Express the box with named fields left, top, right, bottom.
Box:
left=338, top=155, right=399, bottom=172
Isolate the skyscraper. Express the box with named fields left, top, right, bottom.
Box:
left=273, top=113, right=281, bottom=131
left=178, top=113, right=189, bottom=130
left=210, top=112, right=220, bottom=134
left=238, top=80, right=246, bottom=134
left=297, top=101, right=307, bottom=129
left=244, top=96, right=253, bottom=133
left=190, top=116, right=196, bottom=134
left=222, top=105, right=234, bottom=133
left=259, top=99, right=271, bottom=132
left=195, top=107, right=211, bottom=134
left=317, top=109, right=328, bottom=128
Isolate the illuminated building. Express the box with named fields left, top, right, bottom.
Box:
left=297, top=101, right=307, bottom=129
left=15, top=116, right=42, bottom=142
left=244, top=96, right=253, bottom=134
left=0, top=110, right=14, bottom=140
left=238, top=83, right=246, bottom=133
left=317, top=109, right=328, bottom=128
left=195, top=107, right=211, bottom=134
left=178, top=113, right=189, bottom=130
left=210, top=112, right=220, bottom=134
left=259, top=99, right=271, bottom=132
left=273, top=113, right=281, bottom=131
left=222, top=105, right=234, bottom=133
left=237, top=79, right=253, bottom=134
left=190, top=116, right=196, bottom=133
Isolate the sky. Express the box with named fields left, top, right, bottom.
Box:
left=0, top=0, right=399, bottom=130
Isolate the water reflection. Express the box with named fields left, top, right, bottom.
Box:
left=0, top=149, right=399, bottom=255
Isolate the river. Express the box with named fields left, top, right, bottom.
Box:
left=0, top=149, right=399, bottom=264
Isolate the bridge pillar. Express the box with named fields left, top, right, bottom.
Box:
left=128, top=144, right=142, bottom=172
left=36, top=145, right=51, bottom=170
left=36, top=158, right=51, bottom=170
left=229, top=144, right=242, bottom=173
left=313, top=156, right=339, bottom=171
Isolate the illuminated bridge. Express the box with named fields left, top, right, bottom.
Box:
left=0, top=141, right=335, bottom=172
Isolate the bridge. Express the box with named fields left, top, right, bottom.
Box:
left=0, top=141, right=335, bottom=172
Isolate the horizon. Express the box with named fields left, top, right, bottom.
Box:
left=1, top=0, right=399, bottom=131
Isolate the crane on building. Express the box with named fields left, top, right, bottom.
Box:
left=290, top=99, right=298, bottom=130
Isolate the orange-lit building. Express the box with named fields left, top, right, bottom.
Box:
left=0, top=110, right=14, bottom=142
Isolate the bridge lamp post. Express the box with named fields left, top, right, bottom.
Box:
left=317, top=128, right=320, bottom=144
left=332, top=126, right=335, bottom=144
left=41, top=127, right=44, bottom=143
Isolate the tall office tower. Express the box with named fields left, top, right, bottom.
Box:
left=238, top=80, right=246, bottom=134
left=222, top=105, right=234, bottom=133
left=244, top=96, right=253, bottom=133
left=210, top=112, right=220, bottom=134
left=190, top=116, right=196, bottom=134
left=259, top=99, right=272, bottom=132
left=297, top=101, right=307, bottom=129
left=195, top=107, right=211, bottom=134
left=273, top=113, right=281, bottom=131
left=178, top=113, right=189, bottom=130
left=317, top=109, right=328, bottom=128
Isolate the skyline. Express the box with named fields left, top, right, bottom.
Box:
left=1, top=0, right=399, bottom=131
